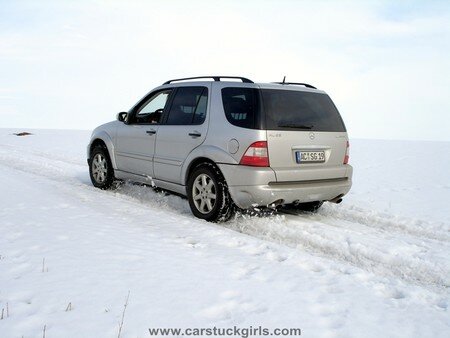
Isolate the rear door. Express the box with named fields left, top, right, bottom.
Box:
left=262, top=88, right=348, bottom=182
left=153, top=85, right=210, bottom=184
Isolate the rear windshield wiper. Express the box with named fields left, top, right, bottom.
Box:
left=277, top=123, right=314, bottom=129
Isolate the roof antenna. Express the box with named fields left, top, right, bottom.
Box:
left=282, top=76, right=286, bottom=84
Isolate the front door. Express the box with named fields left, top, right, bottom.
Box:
left=115, top=89, right=172, bottom=178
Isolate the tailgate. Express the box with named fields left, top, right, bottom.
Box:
left=267, top=130, right=348, bottom=182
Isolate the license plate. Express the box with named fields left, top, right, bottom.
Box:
left=295, top=151, right=325, bottom=163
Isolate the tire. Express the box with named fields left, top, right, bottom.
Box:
left=89, top=145, right=115, bottom=190
left=285, top=201, right=323, bottom=213
left=187, top=163, right=234, bottom=222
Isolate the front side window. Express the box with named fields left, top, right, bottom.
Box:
left=166, top=87, right=208, bottom=125
left=133, top=90, right=171, bottom=124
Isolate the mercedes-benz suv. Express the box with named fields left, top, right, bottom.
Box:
left=87, top=76, right=353, bottom=222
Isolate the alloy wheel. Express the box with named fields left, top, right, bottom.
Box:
left=92, top=153, right=108, bottom=184
left=192, top=173, right=217, bottom=214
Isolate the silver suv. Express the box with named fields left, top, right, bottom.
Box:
left=88, top=76, right=352, bottom=222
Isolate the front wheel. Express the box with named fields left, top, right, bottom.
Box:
left=187, top=164, right=234, bottom=222
left=89, top=145, right=115, bottom=189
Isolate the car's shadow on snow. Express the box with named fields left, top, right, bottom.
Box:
left=81, top=178, right=315, bottom=223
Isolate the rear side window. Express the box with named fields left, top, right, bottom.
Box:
left=262, top=89, right=346, bottom=132
left=166, top=86, right=208, bottom=125
left=222, top=87, right=261, bottom=129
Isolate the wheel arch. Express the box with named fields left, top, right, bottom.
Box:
left=89, top=138, right=107, bottom=153
left=185, top=157, right=220, bottom=186
left=87, top=131, right=117, bottom=169
left=182, top=145, right=237, bottom=186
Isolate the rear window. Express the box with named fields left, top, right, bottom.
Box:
left=221, top=87, right=261, bottom=129
left=262, top=89, right=346, bottom=132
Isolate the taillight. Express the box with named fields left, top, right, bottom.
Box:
left=343, top=140, right=350, bottom=164
left=240, top=141, right=270, bottom=167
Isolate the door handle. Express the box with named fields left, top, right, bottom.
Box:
left=189, top=132, right=201, bottom=138
left=146, top=129, right=156, bottom=135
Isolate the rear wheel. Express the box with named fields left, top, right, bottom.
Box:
left=187, top=163, right=234, bottom=222
left=89, top=145, right=115, bottom=189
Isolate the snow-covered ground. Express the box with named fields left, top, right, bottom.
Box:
left=0, top=128, right=449, bottom=338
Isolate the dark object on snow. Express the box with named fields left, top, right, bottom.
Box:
left=13, top=132, right=33, bottom=136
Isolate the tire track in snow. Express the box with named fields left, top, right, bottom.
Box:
left=4, top=142, right=449, bottom=243
left=0, top=143, right=86, bottom=167
left=318, top=205, right=450, bottom=242
left=0, top=145, right=85, bottom=183
left=1, top=145, right=449, bottom=290
left=224, top=214, right=450, bottom=289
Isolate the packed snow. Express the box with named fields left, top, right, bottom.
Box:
left=0, top=128, right=449, bottom=338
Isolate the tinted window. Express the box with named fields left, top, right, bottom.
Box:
left=166, top=87, right=208, bottom=125
left=222, top=87, right=260, bottom=129
left=262, top=90, right=346, bottom=132
left=192, top=92, right=208, bottom=124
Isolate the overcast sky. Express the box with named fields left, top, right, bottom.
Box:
left=1, top=0, right=449, bottom=141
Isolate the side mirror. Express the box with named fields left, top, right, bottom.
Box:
left=117, top=112, right=128, bottom=123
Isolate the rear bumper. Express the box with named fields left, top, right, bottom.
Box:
left=218, top=163, right=353, bottom=209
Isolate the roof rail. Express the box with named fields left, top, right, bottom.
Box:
left=163, top=76, right=254, bottom=85
left=272, top=82, right=317, bottom=89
